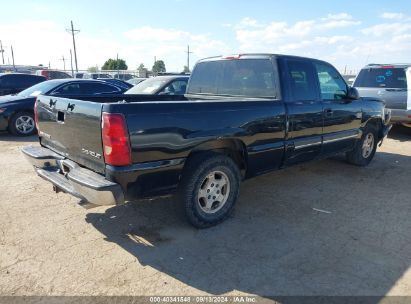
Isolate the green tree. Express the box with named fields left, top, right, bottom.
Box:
left=182, top=65, right=190, bottom=73
left=137, top=63, right=145, bottom=71
left=152, top=60, right=166, bottom=75
left=87, top=65, right=98, bottom=72
left=102, top=58, right=128, bottom=70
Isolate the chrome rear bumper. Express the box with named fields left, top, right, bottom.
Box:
left=22, top=146, right=124, bottom=206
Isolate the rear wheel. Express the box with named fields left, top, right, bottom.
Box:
left=9, top=112, right=36, bottom=136
left=346, top=124, right=378, bottom=166
left=176, top=153, right=241, bottom=228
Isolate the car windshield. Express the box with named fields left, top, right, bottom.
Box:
left=125, top=77, right=168, bottom=94
left=17, top=81, right=60, bottom=97
left=354, top=68, right=407, bottom=88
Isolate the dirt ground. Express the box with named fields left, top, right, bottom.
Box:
left=1, top=127, right=411, bottom=299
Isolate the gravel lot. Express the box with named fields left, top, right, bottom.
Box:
left=1, top=127, right=411, bottom=298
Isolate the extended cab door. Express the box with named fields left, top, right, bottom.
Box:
left=281, top=58, right=323, bottom=165
left=313, top=61, right=362, bottom=155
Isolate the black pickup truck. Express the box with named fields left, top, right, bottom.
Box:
left=23, top=54, right=391, bottom=228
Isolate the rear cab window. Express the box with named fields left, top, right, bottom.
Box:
left=354, top=67, right=407, bottom=89
left=188, top=58, right=277, bottom=98
left=283, top=59, right=318, bottom=101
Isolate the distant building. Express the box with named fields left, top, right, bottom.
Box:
left=137, top=68, right=148, bottom=78
left=0, top=65, right=44, bottom=74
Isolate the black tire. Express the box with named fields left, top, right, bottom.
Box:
left=9, top=112, right=36, bottom=136
left=176, top=153, right=241, bottom=228
left=346, top=123, right=378, bottom=166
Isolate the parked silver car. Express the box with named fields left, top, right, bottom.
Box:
left=354, top=64, right=411, bottom=127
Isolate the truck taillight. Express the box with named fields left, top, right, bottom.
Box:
left=34, top=100, right=39, bottom=131
left=102, top=112, right=131, bottom=166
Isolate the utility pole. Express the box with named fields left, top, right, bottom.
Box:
left=60, top=55, right=67, bottom=71
left=0, top=40, right=5, bottom=64
left=185, top=45, right=193, bottom=72
left=116, top=53, right=119, bottom=78
left=11, top=45, right=15, bottom=71
left=70, top=49, right=74, bottom=77
left=66, top=21, right=80, bottom=72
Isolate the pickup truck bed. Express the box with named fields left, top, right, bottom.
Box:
left=23, top=54, right=392, bottom=228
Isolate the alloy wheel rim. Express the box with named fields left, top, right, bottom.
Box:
left=362, top=133, right=375, bottom=158
left=197, top=170, right=230, bottom=214
left=15, top=116, right=35, bottom=134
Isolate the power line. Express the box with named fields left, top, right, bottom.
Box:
left=66, top=21, right=80, bottom=72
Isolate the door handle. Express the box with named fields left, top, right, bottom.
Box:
left=324, top=108, right=333, bottom=117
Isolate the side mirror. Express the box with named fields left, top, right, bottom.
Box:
left=347, top=87, right=359, bottom=100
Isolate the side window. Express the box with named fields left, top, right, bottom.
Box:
left=0, top=75, right=12, bottom=87
left=314, top=62, right=347, bottom=100
left=80, top=82, right=121, bottom=94
left=54, top=83, right=82, bottom=95
left=24, top=76, right=44, bottom=87
left=286, top=60, right=318, bottom=101
left=1, top=75, right=43, bottom=88
left=171, top=80, right=188, bottom=94
left=159, top=80, right=188, bottom=95
left=15, top=75, right=30, bottom=87
left=188, top=61, right=220, bottom=95
left=159, top=84, right=175, bottom=95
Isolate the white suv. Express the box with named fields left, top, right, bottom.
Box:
left=354, top=64, right=411, bottom=127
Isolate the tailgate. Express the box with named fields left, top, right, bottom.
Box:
left=36, top=95, right=105, bottom=174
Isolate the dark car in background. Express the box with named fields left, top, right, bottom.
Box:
left=74, top=72, right=84, bottom=79
left=125, top=75, right=189, bottom=95
left=98, top=78, right=133, bottom=90
left=0, top=74, right=46, bottom=96
left=35, top=70, right=72, bottom=80
left=0, top=79, right=126, bottom=136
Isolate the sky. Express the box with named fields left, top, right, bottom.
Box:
left=1, top=0, right=410, bottom=73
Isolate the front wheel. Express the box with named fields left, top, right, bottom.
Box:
left=176, top=154, right=241, bottom=228
left=346, top=124, right=378, bottom=166
left=9, top=112, right=36, bottom=136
